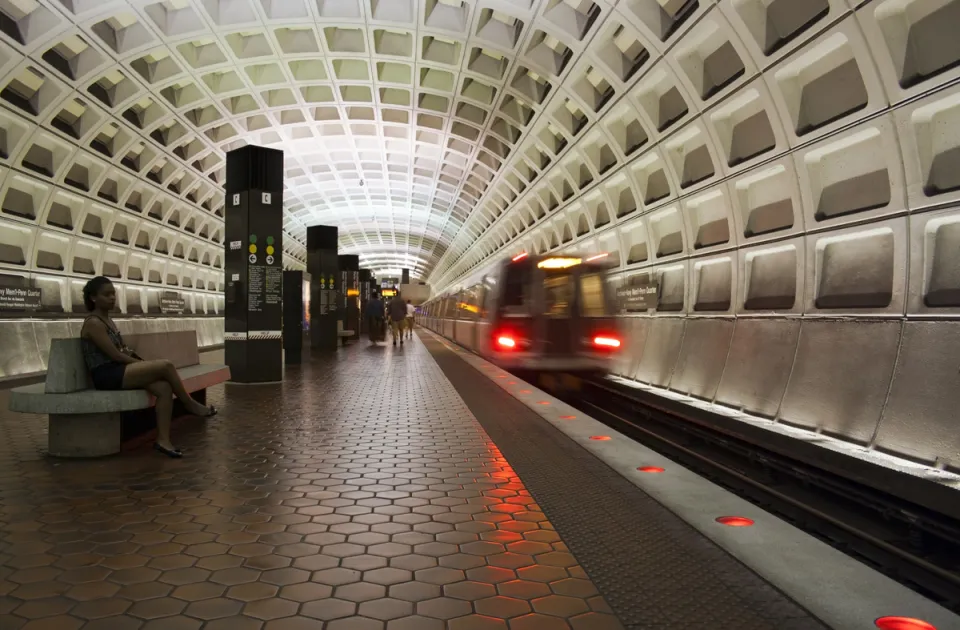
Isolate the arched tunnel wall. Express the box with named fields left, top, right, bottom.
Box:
left=424, top=1, right=960, bottom=471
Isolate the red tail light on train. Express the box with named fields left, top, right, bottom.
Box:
left=493, top=321, right=531, bottom=352
left=593, top=336, right=621, bottom=349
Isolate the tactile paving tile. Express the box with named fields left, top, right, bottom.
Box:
left=420, top=333, right=829, bottom=630
left=0, top=338, right=623, bottom=629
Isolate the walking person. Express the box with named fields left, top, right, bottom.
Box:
left=388, top=291, right=408, bottom=347
left=405, top=299, right=416, bottom=340
left=366, top=292, right=385, bottom=344
left=79, top=276, right=216, bottom=458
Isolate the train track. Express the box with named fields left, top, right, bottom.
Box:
left=568, top=375, right=960, bottom=614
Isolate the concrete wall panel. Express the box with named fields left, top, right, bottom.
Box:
left=669, top=318, right=735, bottom=400
left=874, top=321, right=960, bottom=467
left=634, top=318, right=686, bottom=387
left=2, top=318, right=223, bottom=381
left=0, top=321, right=42, bottom=379
left=778, top=320, right=900, bottom=443
left=715, top=318, right=801, bottom=418
left=614, top=317, right=649, bottom=379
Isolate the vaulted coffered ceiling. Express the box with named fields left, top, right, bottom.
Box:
left=1, top=0, right=954, bottom=297
left=0, top=0, right=640, bottom=282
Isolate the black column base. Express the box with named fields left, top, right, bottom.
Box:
left=226, top=339, right=283, bottom=382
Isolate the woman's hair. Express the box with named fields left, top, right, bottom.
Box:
left=83, top=276, right=113, bottom=311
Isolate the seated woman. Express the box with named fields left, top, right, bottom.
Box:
left=80, top=276, right=216, bottom=458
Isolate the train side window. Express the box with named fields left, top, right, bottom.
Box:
left=476, top=284, right=487, bottom=318
left=459, top=285, right=482, bottom=321
left=544, top=273, right=574, bottom=317
left=580, top=273, right=607, bottom=317
left=482, top=277, right=496, bottom=316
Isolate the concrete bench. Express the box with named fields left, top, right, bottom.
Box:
left=337, top=320, right=355, bottom=346
left=7, top=331, right=230, bottom=458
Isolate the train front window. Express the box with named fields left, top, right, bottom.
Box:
left=580, top=273, right=607, bottom=317
left=543, top=272, right=574, bottom=317
left=501, top=265, right=533, bottom=315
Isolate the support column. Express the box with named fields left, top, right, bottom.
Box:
left=401, top=268, right=410, bottom=284
left=307, top=226, right=339, bottom=351
left=359, top=269, right=371, bottom=334
left=339, top=255, right=359, bottom=339
left=224, top=145, right=284, bottom=383
left=282, top=270, right=308, bottom=364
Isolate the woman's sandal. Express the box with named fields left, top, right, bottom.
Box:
left=154, top=443, right=183, bottom=458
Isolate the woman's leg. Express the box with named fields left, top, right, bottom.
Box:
left=145, top=381, right=175, bottom=450
left=123, top=360, right=209, bottom=416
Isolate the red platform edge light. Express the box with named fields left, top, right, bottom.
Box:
left=637, top=466, right=665, bottom=473
left=716, top=516, right=754, bottom=527
left=537, top=401, right=550, bottom=405
left=559, top=415, right=575, bottom=419
left=875, top=617, right=937, bottom=630
left=512, top=252, right=528, bottom=262
left=590, top=436, right=611, bottom=441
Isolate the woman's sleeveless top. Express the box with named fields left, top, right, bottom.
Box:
left=81, top=316, right=124, bottom=371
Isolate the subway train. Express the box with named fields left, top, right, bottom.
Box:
left=419, top=253, right=621, bottom=388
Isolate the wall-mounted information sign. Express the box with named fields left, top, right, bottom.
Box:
left=160, top=292, right=185, bottom=314
left=0, top=286, right=41, bottom=310
left=617, top=274, right=658, bottom=313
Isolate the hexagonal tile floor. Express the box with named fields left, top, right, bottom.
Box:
left=0, top=336, right=623, bottom=629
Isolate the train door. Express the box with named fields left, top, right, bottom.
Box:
left=492, top=260, right=535, bottom=351
left=444, top=295, right=457, bottom=339
left=577, top=268, right=620, bottom=354
left=473, top=281, right=487, bottom=351
left=476, top=273, right=498, bottom=355
left=455, top=288, right=477, bottom=349
left=533, top=262, right=619, bottom=357
left=538, top=268, right=577, bottom=356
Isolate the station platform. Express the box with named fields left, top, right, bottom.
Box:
left=0, top=332, right=951, bottom=630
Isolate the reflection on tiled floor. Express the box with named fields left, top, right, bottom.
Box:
left=0, top=338, right=623, bottom=629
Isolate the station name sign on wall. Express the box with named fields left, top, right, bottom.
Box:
left=160, top=292, right=186, bottom=315
left=0, top=287, right=41, bottom=310
left=616, top=275, right=658, bottom=313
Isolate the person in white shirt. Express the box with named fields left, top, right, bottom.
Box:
left=405, top=300, right=416, bottom=340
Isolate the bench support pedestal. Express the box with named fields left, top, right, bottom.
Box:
left=48, top=413, right=121, bottom=458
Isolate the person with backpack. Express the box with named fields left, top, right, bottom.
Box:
left=366, top=292, right=385, bottom=344
left=388, top=291, right=408, bottom=347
